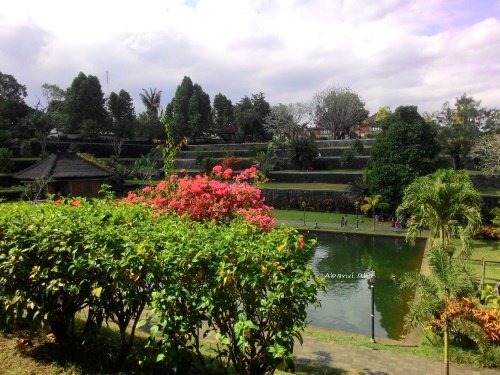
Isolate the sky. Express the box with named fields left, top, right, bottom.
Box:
left=1, top=0, right=499, bottom=116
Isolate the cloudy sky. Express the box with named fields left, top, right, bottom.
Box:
left=1, top=0, right=499, bottom=115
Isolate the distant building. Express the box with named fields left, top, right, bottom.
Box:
left=304, top=126, right=332, bottom=138
left=354, top=113, right=381, bottom=137
left=14, top=153, right=113, bottom=199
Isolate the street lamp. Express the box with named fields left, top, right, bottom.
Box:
left=355, top=202, right=359, bottom=230
left=368, top=270, right=376, bottom=343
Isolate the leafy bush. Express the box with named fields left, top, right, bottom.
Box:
left=350, top=138, right=364, bottom=153
left=0, top=170, right=323, bottom=373
left=288, top=137, right=318, bottom=170
left=340, top=149, right=356, bottom=168
left=148, top=220, right=322, bottom=374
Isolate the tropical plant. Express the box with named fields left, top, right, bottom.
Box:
left=139, top=88, right=162, bottom=114
left=400, top=248, right=480, bottom=375
left=133, top=156, right=159, bottom=182
left=360, top=194, right=389, bottom=231
left=288, top=136, right=318, bottom=170
left=396, top=169, right=482, bottom=257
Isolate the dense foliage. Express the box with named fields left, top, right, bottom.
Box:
left=312, top=86, right=369, bottom=139
left=288, top=136, right=318, bottom=170
left=0, top=170, right=322, bottom=374
left=366, top=105, right=441, bottom=208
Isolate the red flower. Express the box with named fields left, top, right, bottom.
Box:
left=71, top=200, right=82, bottom=207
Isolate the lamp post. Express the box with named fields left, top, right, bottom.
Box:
left=368, top=270, right=376, bottom=343
left=355, top=202, right=359, bottom=230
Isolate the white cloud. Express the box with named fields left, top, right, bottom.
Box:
left=0, top=0, right=498, bottom=115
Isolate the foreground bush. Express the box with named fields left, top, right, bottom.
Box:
left=0, top=197, right=323, bottom=374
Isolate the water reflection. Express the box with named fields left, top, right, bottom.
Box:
left=304, top=232, right=425, bottom=340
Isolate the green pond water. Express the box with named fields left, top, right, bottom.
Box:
left=304, top=231, right=426, bottom=340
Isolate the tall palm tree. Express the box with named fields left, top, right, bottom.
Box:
left=400, top=248, right=479, bottom=375
left=396, top=169, right=482, bottom=257
left=139, top=88, right=162, bottom=114
left=360, top=194, right=389, bottom=231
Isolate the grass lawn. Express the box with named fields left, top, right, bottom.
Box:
left=271, top=209, right=398, bottom=232
left=462, top=239, right=500, bottom=287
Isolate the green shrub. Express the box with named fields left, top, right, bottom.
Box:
left=288, top=137, right=318, bottom=170
left=0, top=198, right=324, bottom=373
left=198, top=156, right=217, bottom=174
left=340, top=149, right=356, bottom=167
left=350, top=138, right=364, bottom=153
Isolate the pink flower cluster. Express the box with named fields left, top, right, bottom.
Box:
left=122, top=166, right=275, bottom=230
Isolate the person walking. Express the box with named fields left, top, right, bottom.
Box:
left=340, top=217, right=345, bottom=227
left=344, top=214, right=348, bottom=227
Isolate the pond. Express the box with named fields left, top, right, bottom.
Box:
left=304, top=231, right=426, bottom=340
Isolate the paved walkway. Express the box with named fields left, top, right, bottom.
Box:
left=292, top=330, right=500, bottom=374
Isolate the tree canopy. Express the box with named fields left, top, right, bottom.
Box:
left=139, top=88, right=162, bottom=114
left=212, top=93, right=234, bottom=131
left=234, top=92, right=271, bottom=142
left=64, top=72, right=108, bottom=136
left=365, top=105, right=441, bottom=208
left=313, top=86, right=369, bottom=139
left=435, top=94, right=498, bottom=170
left=167, top=76, right=212, bottom=141
left=0, top=72, right=31, bottom=144
left=106, top=89, right=137, bottom=155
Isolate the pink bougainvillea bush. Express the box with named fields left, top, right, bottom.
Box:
left=122, top=166, right=275, bottom=230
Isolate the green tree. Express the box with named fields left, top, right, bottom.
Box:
left=396, top=169, right=482, bottom=257
left=212, top=93, right=234, bottom=131
left=106, top=89, right=137, bottom=155
left=399, top=248, right=479, bottom=375
left=365, top=105, right=441, bottom=208
left=139, top=88, right=162, bottom=114
left=375, top=106, right=391, bottom=123
left=360, top=194, right=389, bottom=231
left=0, top=72, right=31, bottom=143
left=64, top=72, right=108, bottom=137
left=136, top=110, right=164, bottom=140
left=313, top=86, right=369, bottom=139
left=234, top=92, right=271, bottom=142
left=168, top=76, right=212, bottom=141
left=435, top=94, right=494, bottom=170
